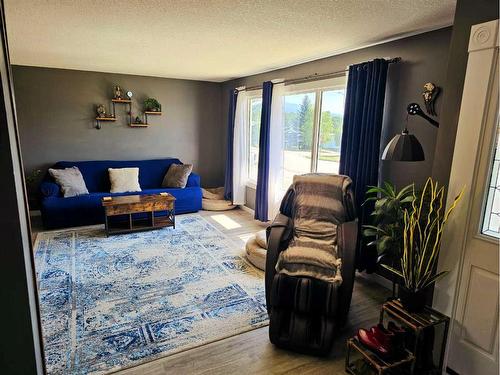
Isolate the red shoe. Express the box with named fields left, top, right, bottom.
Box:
left=357, top=328, right=392, bottom=358
left=370, top=324, right=395, bottom=348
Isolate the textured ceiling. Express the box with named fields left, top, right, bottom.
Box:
left=5, top=0, right=456, bottom=82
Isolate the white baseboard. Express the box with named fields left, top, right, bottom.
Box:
left=238, top=205, right=255, bottom=215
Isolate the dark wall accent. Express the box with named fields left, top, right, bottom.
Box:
left=222, top=28, right=452, bottom=209
left=12, top=66, right=224, bottom=189
left=0, top=7, right=43, bottom=373
left=431, top=0, right=499, bottom=186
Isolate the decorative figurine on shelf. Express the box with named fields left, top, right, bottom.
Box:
left=96, top=104, right=106, bottom=118
left=134, top=116, right=143, bottom=124
left=126, top=91, right=133, bottom=99
left=422, top=82, right=440, bottom=116
left=144, top=98, right=161, bottom=112
left=113, top=85, right=123, bottom=99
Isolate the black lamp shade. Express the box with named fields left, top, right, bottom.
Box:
left=382, top=131, right=425, bottom=161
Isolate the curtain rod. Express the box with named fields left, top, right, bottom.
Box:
left=236, top=57, right=401, bottom=92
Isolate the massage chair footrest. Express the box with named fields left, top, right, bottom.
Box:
left=268, top=273, right=341, bottom=355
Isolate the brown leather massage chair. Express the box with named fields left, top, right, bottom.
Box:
left=265, top=174, right=358, bottom=356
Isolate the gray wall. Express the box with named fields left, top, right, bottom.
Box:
left=432, top=0, right=499, bottom=187
left=222, top=28, right=452, bottom=209
left=13, top=66, right=224, bottom=188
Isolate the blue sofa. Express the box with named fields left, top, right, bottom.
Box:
left=39, top=158, right=202, bottom=229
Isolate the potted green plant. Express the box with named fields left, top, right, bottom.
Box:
left=381, top=177, right=463, bottom=312
left=144, top=98, right=161, bottom=112
left=363, top=182, right=415, bottom=265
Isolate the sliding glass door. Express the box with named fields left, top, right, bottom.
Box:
left=317, top=89, right=345, bottom=173
left=281, top=82, right=346, bottom=188
left=244, top=77, right=346, bottom=200
left=282, top=91, right=317, bottom=188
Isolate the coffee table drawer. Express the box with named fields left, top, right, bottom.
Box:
left=105, top=201, right=173, bottom=216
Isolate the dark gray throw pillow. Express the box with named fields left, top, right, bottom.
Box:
left=48, top=166, right=89, bottom=198
left=162, top=164, right=193, bottom=188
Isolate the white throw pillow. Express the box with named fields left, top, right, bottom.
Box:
left=108, top=168, right=141, bottom=193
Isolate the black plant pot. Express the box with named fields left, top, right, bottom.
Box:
left=398, top=286, right=427, bottom=313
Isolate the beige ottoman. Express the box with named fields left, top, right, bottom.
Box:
left=245, top=230, right=267, bottom=271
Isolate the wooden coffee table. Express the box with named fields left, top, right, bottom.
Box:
left=101, top=193, right=176, bottom=235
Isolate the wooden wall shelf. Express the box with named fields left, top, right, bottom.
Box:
left=95, top=92, right=162, bottom=129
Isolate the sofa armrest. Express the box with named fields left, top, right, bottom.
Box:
left=186, top=172, right=200, bottom=187
left=39, top=181, right=60, bottom=198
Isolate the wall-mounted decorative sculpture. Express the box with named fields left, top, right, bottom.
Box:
left=422, top=82, right=440, bottom=116
left=96, top=104, right=106, bottom=118
left=113, top=85, right=123, bottom=99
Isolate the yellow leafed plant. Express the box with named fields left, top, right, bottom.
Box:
left=382, top=177, right=464, bottom=292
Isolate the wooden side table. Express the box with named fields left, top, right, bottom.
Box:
left=379, top=300, right=450, bottom=375
left=345, top=300, right=450, bottom=375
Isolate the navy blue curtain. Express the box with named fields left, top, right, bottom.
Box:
left=223, top=89, right=238, bottom=200
left=339, top=58, right=389, bottom=272
left=254, top=81, right=273, bottom=221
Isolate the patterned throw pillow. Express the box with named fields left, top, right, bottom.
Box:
left=48, top=166, right=89, bottom=198
left=108, top=167, right=141, bottom=193
left=162, top=164, right=193, bottom=188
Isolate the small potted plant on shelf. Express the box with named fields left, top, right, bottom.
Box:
left=144, top=98, right=161, bottom=112
left=377, top=178, right=463, bottom=312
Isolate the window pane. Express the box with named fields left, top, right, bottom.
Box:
left=282, top=92, right=316, bottom=188
left=482, top=116, right=500, bottom=238
left=248, top=98, right=262, bottom=183
left=317, top=89, right=345, bottom=173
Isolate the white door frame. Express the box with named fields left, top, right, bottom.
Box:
left=433, top=19, right=499, bottom=370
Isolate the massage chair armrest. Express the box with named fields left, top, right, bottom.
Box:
left=265, top=213, right=293, bottom=311
left=337, top=219, right=358, bottom=327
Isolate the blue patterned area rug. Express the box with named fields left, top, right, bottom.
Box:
left=34, top=214, right=268, bottom=374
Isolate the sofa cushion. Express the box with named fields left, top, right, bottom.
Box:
left=108, top=168, right=141, bottom=193
left=48, top=167, right=89, bottom=198
left=162, top=164, right=193, bottom=188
